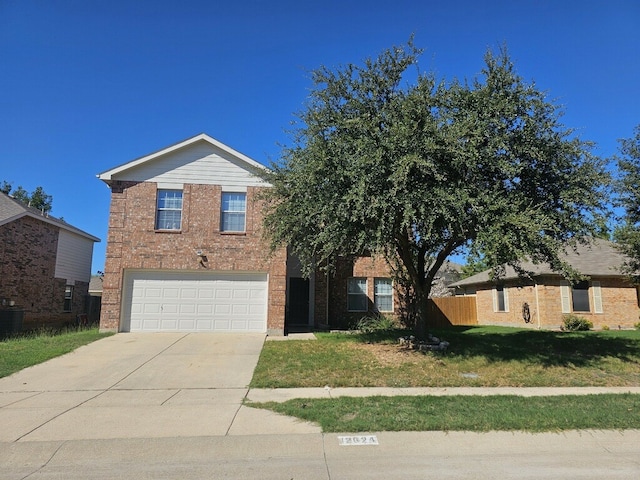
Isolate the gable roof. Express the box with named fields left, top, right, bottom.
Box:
left=97, top=133, right=269, bottom=184
left=451, top=239, right=628, bottom=287
left=0, top=192, right=100, bottom=242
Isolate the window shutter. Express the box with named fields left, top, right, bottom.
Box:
left=560, top=281, right=571, bottom=313
left=492, top=288, right=497, bottom=312
left=503, top=286, right=510, bottom=312
left=592, top=281, right=603, bottom=313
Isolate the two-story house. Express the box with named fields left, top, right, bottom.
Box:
left=98, top=134, right=396, bottom=335
left=0, top=192, right=99, bottom=330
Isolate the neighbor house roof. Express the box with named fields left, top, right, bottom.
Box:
left=89, top=275, right=103, bottom=296
left=0, top=192, right=100, bottom=242
left=97, top=133, right=268, bottom=183
left=451, top=239, right=627, bottom=287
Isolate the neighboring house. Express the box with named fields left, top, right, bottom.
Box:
left=0, top=192, right=100, bottom=330
left=97, top=134, right=403, bottom=335
left=430, top=260, right=462, bottom=298
left=450, top=240, right=639, bottom=330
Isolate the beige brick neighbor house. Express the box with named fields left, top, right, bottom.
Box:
left=0, top=192, right=99, bottom=330
left=451, top=240, right=640, bottom=330
left=97, top=134, right=399, bottom=335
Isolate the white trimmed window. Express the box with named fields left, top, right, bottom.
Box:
left=64, top=285, right=73, bottom=312
left=374, top=278, right=393, bottom=312
left=221, top=192, right=246, bottom=232
left=561, top=280, right=603, bottom=314
left=348, top=278, right=368, bottom=312
left=155, top=190, right=183, bottom=230
left=493, top=285, right=509, bottom=312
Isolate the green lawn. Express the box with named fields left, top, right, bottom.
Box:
left=250, top=326, right=640, bottom=432
left=0, top=327, right=114, bottom=378
left=251, top=326, right=640, bottom=388
left=250, top=393, right=640, bottom=432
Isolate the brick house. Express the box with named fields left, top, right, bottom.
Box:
left=450, top=240, right=640, bottom=330
left=0, top=192, right=100, bottom=330
left=97, top=134, right=400, bottom=335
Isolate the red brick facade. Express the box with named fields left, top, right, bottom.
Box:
left=314, top=256, right=399, bottom=329
left=469, top=276, right=640, bottom=330
left=0, top=216, right=89, bottom=329
left=99, top=182, right=287, bottom=333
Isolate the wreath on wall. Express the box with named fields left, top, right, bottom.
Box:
left=522, top=302, right=531, bottom=323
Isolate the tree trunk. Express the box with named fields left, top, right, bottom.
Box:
left=414, top=285, right=431, bottom=340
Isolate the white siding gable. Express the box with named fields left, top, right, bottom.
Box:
left=55, top=229, right=94, bottom=284
left=110, top=140, right=268, bottom=188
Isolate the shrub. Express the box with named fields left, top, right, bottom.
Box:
left=635, top=322, right=640, bottom=330
left=601, top=325, right=610, bottom=331
left=561, top=314, right=593, bottom=332
left=355, top=315, right=398, bottom=333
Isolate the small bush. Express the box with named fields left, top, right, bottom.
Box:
left=635, top=322, right=640, bottom=330
left=601, top=325, right=610, bottom=331
left=561, top=314, right=593, bottom=332
left=356, top=315, right=398, bottom=333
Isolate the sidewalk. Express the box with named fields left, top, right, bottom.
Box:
left=246, top=385, right=640, bottom=403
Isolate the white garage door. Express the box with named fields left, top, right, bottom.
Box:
left=122, top=271, right=268, bottom=332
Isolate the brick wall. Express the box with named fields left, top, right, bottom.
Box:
left=316, top=256, right=398, bottom=329
left=99, top=182, right=287, bottom=333
left=473, top=276, right=640, bottom=330
left=0, top=216, right=86, bottom=329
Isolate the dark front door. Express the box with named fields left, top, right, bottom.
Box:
left=287, top=278, right=310, bottom=330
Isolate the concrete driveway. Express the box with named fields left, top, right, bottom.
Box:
left=0, top=333, right=320, bottom=443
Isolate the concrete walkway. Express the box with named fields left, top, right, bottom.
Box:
left=0, top=333, right=322, bottom=443
left=2, top=332, right=640, bottom=443
left=2, top=332, right=640, bottom=479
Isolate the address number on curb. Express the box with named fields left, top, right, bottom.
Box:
left=338, top=435, right=379, bottom=446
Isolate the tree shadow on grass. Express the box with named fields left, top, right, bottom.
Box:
left=352, top=327, right=640, bottom=368
left=438, top=327, right=640, bottom=367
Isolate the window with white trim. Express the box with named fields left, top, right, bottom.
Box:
left=64, top=285, right=73, bottom=312
left=221, top=192, right=246, bottom=232
left=347, top=278, right=368, bottom=312
left=560, top=280, right=603, bottom=314
left=572, top=280, right=590, bottom=312
left=374, top=278, right=393, bottom=312
left=155, top=190, right=183, bottom=230
left=493, top=285, right=509, bottom=312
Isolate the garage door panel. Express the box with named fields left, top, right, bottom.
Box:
left=179, top=304, right=196, bottom=314
left=215, top=289, right=232, bottom=299
left=123, top=271, right=268, bottom=333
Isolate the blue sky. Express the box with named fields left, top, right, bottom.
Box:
left=1, top=0, right=638, bottom=273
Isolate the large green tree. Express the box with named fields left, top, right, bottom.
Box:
left=613, top=125, right=640, bottom=278
left=260, top=40, right=608, bottom=336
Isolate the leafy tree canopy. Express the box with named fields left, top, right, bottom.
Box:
left=613, top=125, right=640, bottom=278
left=260, top=39, right=609, bottom=334
left=1, top=181, right=53, bottom=213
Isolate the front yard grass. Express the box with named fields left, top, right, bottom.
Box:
left=251, top=326, right=640, bottom=388
left=251, top=393, right=640, bottom=432
left=250, top=326, right=640, bottom=432
left=0, top=327, right=114, bottom=378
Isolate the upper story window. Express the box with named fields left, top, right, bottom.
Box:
left=156, top=190, right=183, bottom=230
left=374, top=278, right=393, bottom=312
left=347, top=277, right=368, bottom=312
left=221, top=192, right=246, bottom=232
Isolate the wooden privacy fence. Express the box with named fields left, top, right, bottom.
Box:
left=426, top=296, right=477, bottom=328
